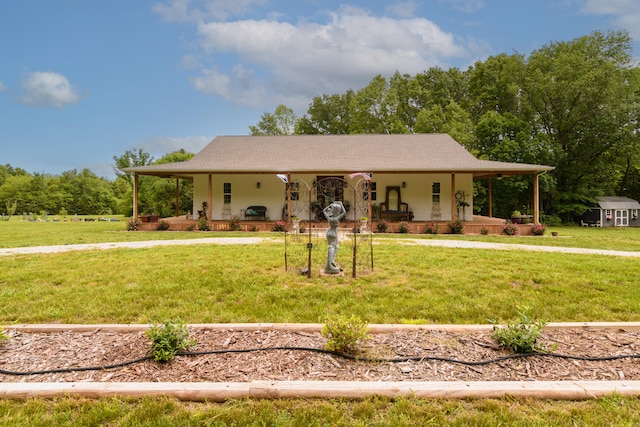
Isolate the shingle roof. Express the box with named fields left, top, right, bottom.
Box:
left=596, top=197, right=640, bottom=210
left=125, top=134, right=554, bottom=177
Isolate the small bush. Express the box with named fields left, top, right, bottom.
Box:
left=491, top=307, right=547, bottom=354
left=448, top=219, right=464, bottom=234
left=531, top=223, right=546, bottom=235
left=145, top=320, right=196, bottom=363
left=126, top=219, right=141, bottom=231
left=0, top=328, right=10, bottom=343
left=480, top=227, right=489, bottom=235
left=198, top=217, right=210, bottom=231
left=398, top=221, right=409, bottom=233
left=424, top=222, right=438, bottom=234
left=376, top=221, right=388, bottom=233
left=156, top=220, right=170, bottom=231
left=186, top=224, right=195, bottom=231
left=502, top=221, right=518, bottom=236
left=321, top=314, right=369, bottom=355
left=229, top=215, right=241, bottom=231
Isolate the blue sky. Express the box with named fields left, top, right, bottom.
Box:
left=2, top=0, right=640, bottom=179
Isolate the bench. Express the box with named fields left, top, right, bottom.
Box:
left=245, top=205, right=267, bottom=220
left=380, top=186, right=410, bottom=221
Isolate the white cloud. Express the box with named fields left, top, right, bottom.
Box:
left=0, top=81, right=7, bottom=92
left=191, top=6, right=470, bottom=108
left=137, top=135, right=212, bottom=155
left=20, top=71, right=80, bottom=108
left=153, top=0, right=267, bottom=22
left=581, top=0, right=640, bottom=38
left=386, top=1, right=419, bottom=18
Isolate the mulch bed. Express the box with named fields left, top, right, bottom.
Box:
left=2, top=328, right=640, bottom=383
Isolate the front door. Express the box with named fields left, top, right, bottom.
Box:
left=615, top=209, right=629, bottom=226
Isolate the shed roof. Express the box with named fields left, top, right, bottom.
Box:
left=125, top=134, right=554, bottom=178
left=596, top=197, right=640, bottom=210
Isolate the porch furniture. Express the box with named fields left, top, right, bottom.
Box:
left=245, top=205, right=267, bottom=220
left=380, top=186, right=409, bottom=221
left=222, top=204, right=231, bottom=220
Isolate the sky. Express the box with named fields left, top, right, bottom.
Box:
left=2, top=0, right=640, bottom=179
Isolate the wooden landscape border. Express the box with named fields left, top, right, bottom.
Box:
left=3, top=322, right=640, bottom=401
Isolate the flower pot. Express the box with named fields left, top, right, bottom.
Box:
left=551, top=231, right=559, bottom=237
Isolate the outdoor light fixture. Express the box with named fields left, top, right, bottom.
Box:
left=402, top=181, right=406, bottom=188
left=276, top=174, right=288, bottom=183
left=257, top=182, right=261, bottom=189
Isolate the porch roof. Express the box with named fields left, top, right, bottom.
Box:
left=124, top=134, right=554, bottom=178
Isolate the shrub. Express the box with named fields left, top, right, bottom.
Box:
left=321, top=314, right=369, bottom=355
left=480, top=227, right=489, bottom=235
left=490, top=307, right=547, bottom=354
left=273, top=220, right=286, bottom=232
left=229, top=215, right=241, bottom=231
left=502, top=221, right=518, bottom=236
left=249, top=224, right=259, bottom=232
left=126, top=219, right=141, bottom=231
left=398, top=221, right=409, bottom=233
left=156, top=220, right=170, bottom=231
left=0, top=328, right=10, bottom=343
left=145, top=320, right=196, bottom=363
left=376, top=220, right=388, bottom=233
left=198, top=217, right=210, bottom=231
left=186, top=224, right=195, bottom=231
left=424, top=222, right=438, bottom=234
left=448, top=219, right=464, bottom=234
left=531, top=223, right=546, bottom=236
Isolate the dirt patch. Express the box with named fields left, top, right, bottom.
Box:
left=2, top=328, right=640, bottom=383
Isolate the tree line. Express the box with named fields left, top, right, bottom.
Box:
left=250, top=31, right=640, bottom=222
left=0, top=149, right=194, bottom=219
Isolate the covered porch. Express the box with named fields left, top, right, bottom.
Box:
left=138, top=214, right=536, bottom=235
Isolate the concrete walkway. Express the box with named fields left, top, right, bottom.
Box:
left=406, top=239, right=640, bottom=257
left=0, top=237, right=269, bottom=256
left=0, top=236, right=639, bottom=257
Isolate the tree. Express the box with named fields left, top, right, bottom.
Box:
left=522, top=31, right=635, bottom=219
left=249, top=104, right=298, bottom=135
left=112, top=148, right=154, bottom=187
left=349, top=75, right=407, bottom=134
left=147, top=150, right=195, bottom=217
left=295, top=91, right=354, bottom=134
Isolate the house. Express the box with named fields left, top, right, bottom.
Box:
left=580, top=196, right=640, bottom=227
left=124, top=134, right=554, bottom=229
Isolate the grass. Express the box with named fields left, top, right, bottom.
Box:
left=2, top=221, right=640, bottom=424
left=1, top=395, right=640, bottom=426
left=1, top=239, right=639, bottom=324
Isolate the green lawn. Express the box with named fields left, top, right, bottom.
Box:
left=2, top=221, right=640, bottom=425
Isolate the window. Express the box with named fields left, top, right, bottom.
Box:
left=633, top=209, right=638, bottom=220
left=223, top=182, right=231, bottom=204
left=432, top=182, right=441, bottom=204
left=364, top=181, right=377, bottom=201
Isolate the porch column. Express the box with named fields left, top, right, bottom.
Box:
left=208, top=174, right=213, bottom=220
left=175, top=178, right=180, bottom=217
left=533, top=173, right=540, bottom=224
left=488, top=178, right=493, bottom=218
left=133, top=173, right=139, bottom=221
left=286, top=173, right=292, bottom=221
left=451, top=173, right=456, bottom=220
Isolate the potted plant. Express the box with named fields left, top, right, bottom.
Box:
left=291, top=216, right=301, bottom=233
left=510, top=210, right=523, bottom=224
left=359, top=217, right=368, bottom=233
